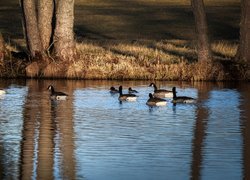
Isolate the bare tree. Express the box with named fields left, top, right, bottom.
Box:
left=0, top=33, right=5, bottom=61
left=191, top=0, right=212, bottom=62
left=22, top=0, right=76, bottom=61
left=22, top=0, right=77, bottom=77
left=38, top=0, right=54, bottom=51
left=237, top=0, right=250, bottom=64
left=22, top=0, right=43, bottom=58
left=53, top=0, right=76, bottom=61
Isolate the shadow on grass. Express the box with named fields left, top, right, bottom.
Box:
left=0, top=0, right=240, bottom=41
left=75, top=26, right=114, bottom=41
left=74, top=1, right=240, bottom=40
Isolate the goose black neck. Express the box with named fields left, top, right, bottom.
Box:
left=153, top=84, right=157, bottom=91
left=172, top=87, right=177, bottom=99
left=119, top=86, right=123, bottom=95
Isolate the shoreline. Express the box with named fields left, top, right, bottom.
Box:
left=1, top=39, right=248, bottom=81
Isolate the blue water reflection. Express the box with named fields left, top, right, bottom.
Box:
left=202, top=89, right=242, bottom=180
left=73, top=86, right=196, bottom=180
left=0, top=86, right=27, bottom=179
left=0, top=80, right=248, bottom=179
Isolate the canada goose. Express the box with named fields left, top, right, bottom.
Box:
left=149, top=82, right=173, bottom=98
left=47, top=85, right=68, bottom=100
left=146, top=93, right=167, bottom=106
left=118, top=86, right=137, bottom=101
left=110, top=86, right=119, bottom=93
left=172, top=87, right=196, bottom=104
left=0, top=89, right=6, bottom=95
left=128, top=87, right=138, bottom=93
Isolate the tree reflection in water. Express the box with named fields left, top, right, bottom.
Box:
left=20, top=80, right=76, bottom=179
left=239, top=83, right=250, bottom=180
left=190, top=82, right=212, bottom=179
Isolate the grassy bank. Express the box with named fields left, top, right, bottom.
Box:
left=68, top=40, right=239, bottom=81
left=2, top=39, right=243, bottom=81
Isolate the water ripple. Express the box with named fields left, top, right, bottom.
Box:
left=0, top=81, right=248, bottom=180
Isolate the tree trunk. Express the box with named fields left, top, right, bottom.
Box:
left=191, top=0, right=212, bottom=62
left=237, top=0, right=250, bottom=64
left=0, top=33, right=5, bottom=61
left=53, top=0, right=76, bottom=62
left=38, top=0, right=54, bottom=51
left=22, top=0, right=42, bottom=58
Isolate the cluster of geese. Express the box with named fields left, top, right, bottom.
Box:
left=1, top=83, right=196, bottom=106
left=110, top=82, right=196, bottom=106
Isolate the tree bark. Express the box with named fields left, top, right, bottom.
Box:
left=38, top=0, right=54, bottom=51
left=22, top=0, right=42, bottom=58
left=53, top=0, right=76, bottom=62
left=191, top=0, right=212, bottom=62
left=0, top=33, right=5, bottom=61
left=237, top=0, right=250, bottom=64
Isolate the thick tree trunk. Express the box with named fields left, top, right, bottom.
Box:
left=191, top=0, right=212, bottom=62
left=22, top=0, right=42, bottom=58
left=237, top=0, right=250, bottom=64
left=38, top=0, right=54, bottom=51
left=53, top=0, right=76, bottom=62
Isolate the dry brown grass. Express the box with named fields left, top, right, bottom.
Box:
left=26, top=62, right=39, bottom=77
left=0, top=40, right=240, bottom=81
left=0, top=41, right=27, bottom=77
left=43, top=62, right=67, bottom=78
left=211, top=41, right=238, bottom=59
left=0, top=40, right=242, bottom=81
left=0, top=38, right=242, bottom=81
left=55, top=40, right=237, bottom=80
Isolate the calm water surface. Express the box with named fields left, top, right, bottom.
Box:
left=0, top=79, right=249, bottom=180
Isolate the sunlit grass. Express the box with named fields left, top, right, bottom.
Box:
left=0, top=36, right=242, bottom=80
left=65, top=40, right=238, bottom=80
left=0, top=36, right=243, bottom=80
left=211, top=41, right=238, bottom=58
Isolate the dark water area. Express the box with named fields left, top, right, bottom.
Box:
left=0, top=79, right=249, bottom=179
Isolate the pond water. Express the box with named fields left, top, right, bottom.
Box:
left=0, top=79, right=249, bottom=180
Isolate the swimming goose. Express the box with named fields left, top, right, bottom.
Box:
left=118, top=86, right=137, bottom=101
left=47, top=85, right=68, bottom=100
left=172, top=87, right=196, bottom=104
left=110, top=86, right=119, bottom=93
left=149, top=83, right=173, bottom=98
left=128, top=87, right=138, bottom=93
left=146, top=93, right=167, bottom=106
left=0, top=89, right=6, bottom=95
